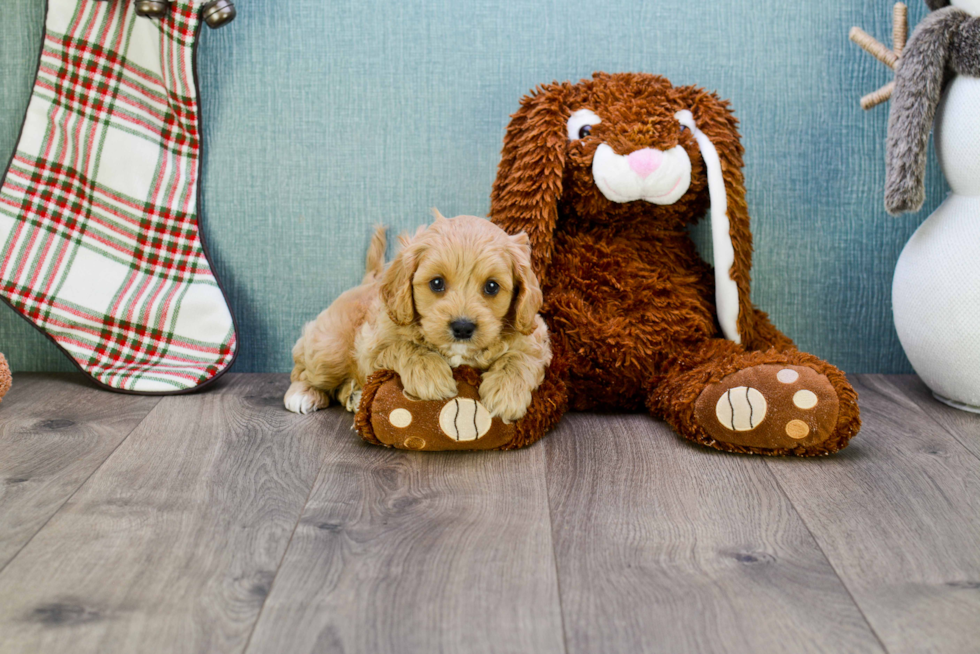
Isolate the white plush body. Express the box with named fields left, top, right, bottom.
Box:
left=892, top=75, right=980, bottom=411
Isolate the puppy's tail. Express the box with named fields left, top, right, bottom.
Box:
left=364, top=226, right=387, bottom=283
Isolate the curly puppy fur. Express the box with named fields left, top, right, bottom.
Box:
left=886, top=2, right=980, bottom=214
left=489, top=72, right=860, bottom=456
left=285, top=214, right=551, bottom=422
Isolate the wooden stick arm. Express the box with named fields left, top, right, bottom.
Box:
left=850, top=27, right=899, bottom=69
left=850, top=2, right=908, bottom=111
left=893, top=2, right=908, bottom=56
left=861, top=81, right=896, bottom=111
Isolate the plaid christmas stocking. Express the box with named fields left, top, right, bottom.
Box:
left=0, top=0, right=237, bottom=393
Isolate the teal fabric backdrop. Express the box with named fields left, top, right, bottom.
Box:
left=0, top=0, right=948, bottom=375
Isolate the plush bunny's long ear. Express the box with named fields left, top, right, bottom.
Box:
left=675, top=109, right=741, bottom=344
left=674, top=99, right=754, bottom=345
left=490, top=83, right=571, bottom=283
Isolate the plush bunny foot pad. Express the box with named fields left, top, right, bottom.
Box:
left=355, top=366, right=564, bottom=451
left=694, top=365, right=840, bottom=451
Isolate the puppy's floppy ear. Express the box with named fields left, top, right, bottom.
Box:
left=379, top=241, right=422, bottom=326
left=674, top=88, right=753, bottom=346
left=490, top=82, right=572, bottom=284
left=507, top=232, right=544, bottom=336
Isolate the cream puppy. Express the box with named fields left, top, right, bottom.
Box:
left=284, top=213, right=551, bottom=421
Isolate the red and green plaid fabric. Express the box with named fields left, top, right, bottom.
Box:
left=0, top=0, right=236, bottom=393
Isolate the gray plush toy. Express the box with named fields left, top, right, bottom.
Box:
left=886, top=0, right=980, bottom=213
left=854, top=0, right=980, bottom=412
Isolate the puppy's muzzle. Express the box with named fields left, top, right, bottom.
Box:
left=450, top=319, right=477, bottom=341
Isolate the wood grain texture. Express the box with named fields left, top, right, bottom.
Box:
left=0, top=374, right=336, bottom=654
left=244, top=424, right=565, bottom=654
left=544, top=412, right=884, bottom=654
left=0, top=374, right=160, bottom=571
left=882, top=374, right=980, bottom=461
left=765, top=375, right=980, bottom=654
left=1, top=373, right=977, bottom=654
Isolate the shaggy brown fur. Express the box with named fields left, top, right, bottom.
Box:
left=487, top=72, right=860, bottom=456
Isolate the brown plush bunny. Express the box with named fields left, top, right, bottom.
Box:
left=358, top=72, right=861, bottom=455
left=488, top=72, right=861, bottom=455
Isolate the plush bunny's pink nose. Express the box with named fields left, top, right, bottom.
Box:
left=627, top=148, right=663, bottom=178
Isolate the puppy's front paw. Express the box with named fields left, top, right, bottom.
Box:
left=479, top=373, right=532, bottom=422
left=284, top=381, right=330, bottom=414
left=401, top=358, right=458, bottom=401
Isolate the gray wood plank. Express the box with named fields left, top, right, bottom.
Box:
left=0, top=374, right=160, bottom=571
left=545, top=412, right=884, bottom=654
left=765, top=374, right=980, bottom=654
left=881, top=374, right=980, bottom=461
left=244, top=428, right=565, bottom=654
left=0, top=373, right=336, bottom=654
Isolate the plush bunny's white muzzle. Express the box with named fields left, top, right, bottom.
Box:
left=592, top=144, right=692, bottom=205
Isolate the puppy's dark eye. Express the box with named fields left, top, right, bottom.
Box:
left=429, top=277, right=445, bottom=293
left=679, top=124, right=689, bottom=134
left=578, top=125, right=592, bottom=139
left=483, top=280, right=500, bottom=296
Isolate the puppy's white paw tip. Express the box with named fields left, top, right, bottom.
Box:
left=284, top=390, right=324, bottom=415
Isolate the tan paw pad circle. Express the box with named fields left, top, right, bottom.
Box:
left=793, top=390, right=818, bottom=410
left=403, top=436, right=427, bottom=450
left=715, top=386, right=768, bottom=432
left=439, top=398, right=492, bottom=442
left=785, top=420, right=810, bottom=439
left=777, top=369, right=799, bottom=384
left=389, top=408, right=413, bottom=428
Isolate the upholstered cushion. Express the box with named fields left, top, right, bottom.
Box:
left=0, top=0, right=947, bottom=376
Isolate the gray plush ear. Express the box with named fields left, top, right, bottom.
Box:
left=925, top=0, right=950, bottom=10
left=885, top=8, right=963, bottom=214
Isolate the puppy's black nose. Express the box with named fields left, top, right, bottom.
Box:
left=450, top=319, right=477, bottom=340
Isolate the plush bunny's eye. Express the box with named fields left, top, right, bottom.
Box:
left=567, top=109, right=601, bottom=141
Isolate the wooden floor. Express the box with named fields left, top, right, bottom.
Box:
left=0, top=374, right=977, bottom=654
